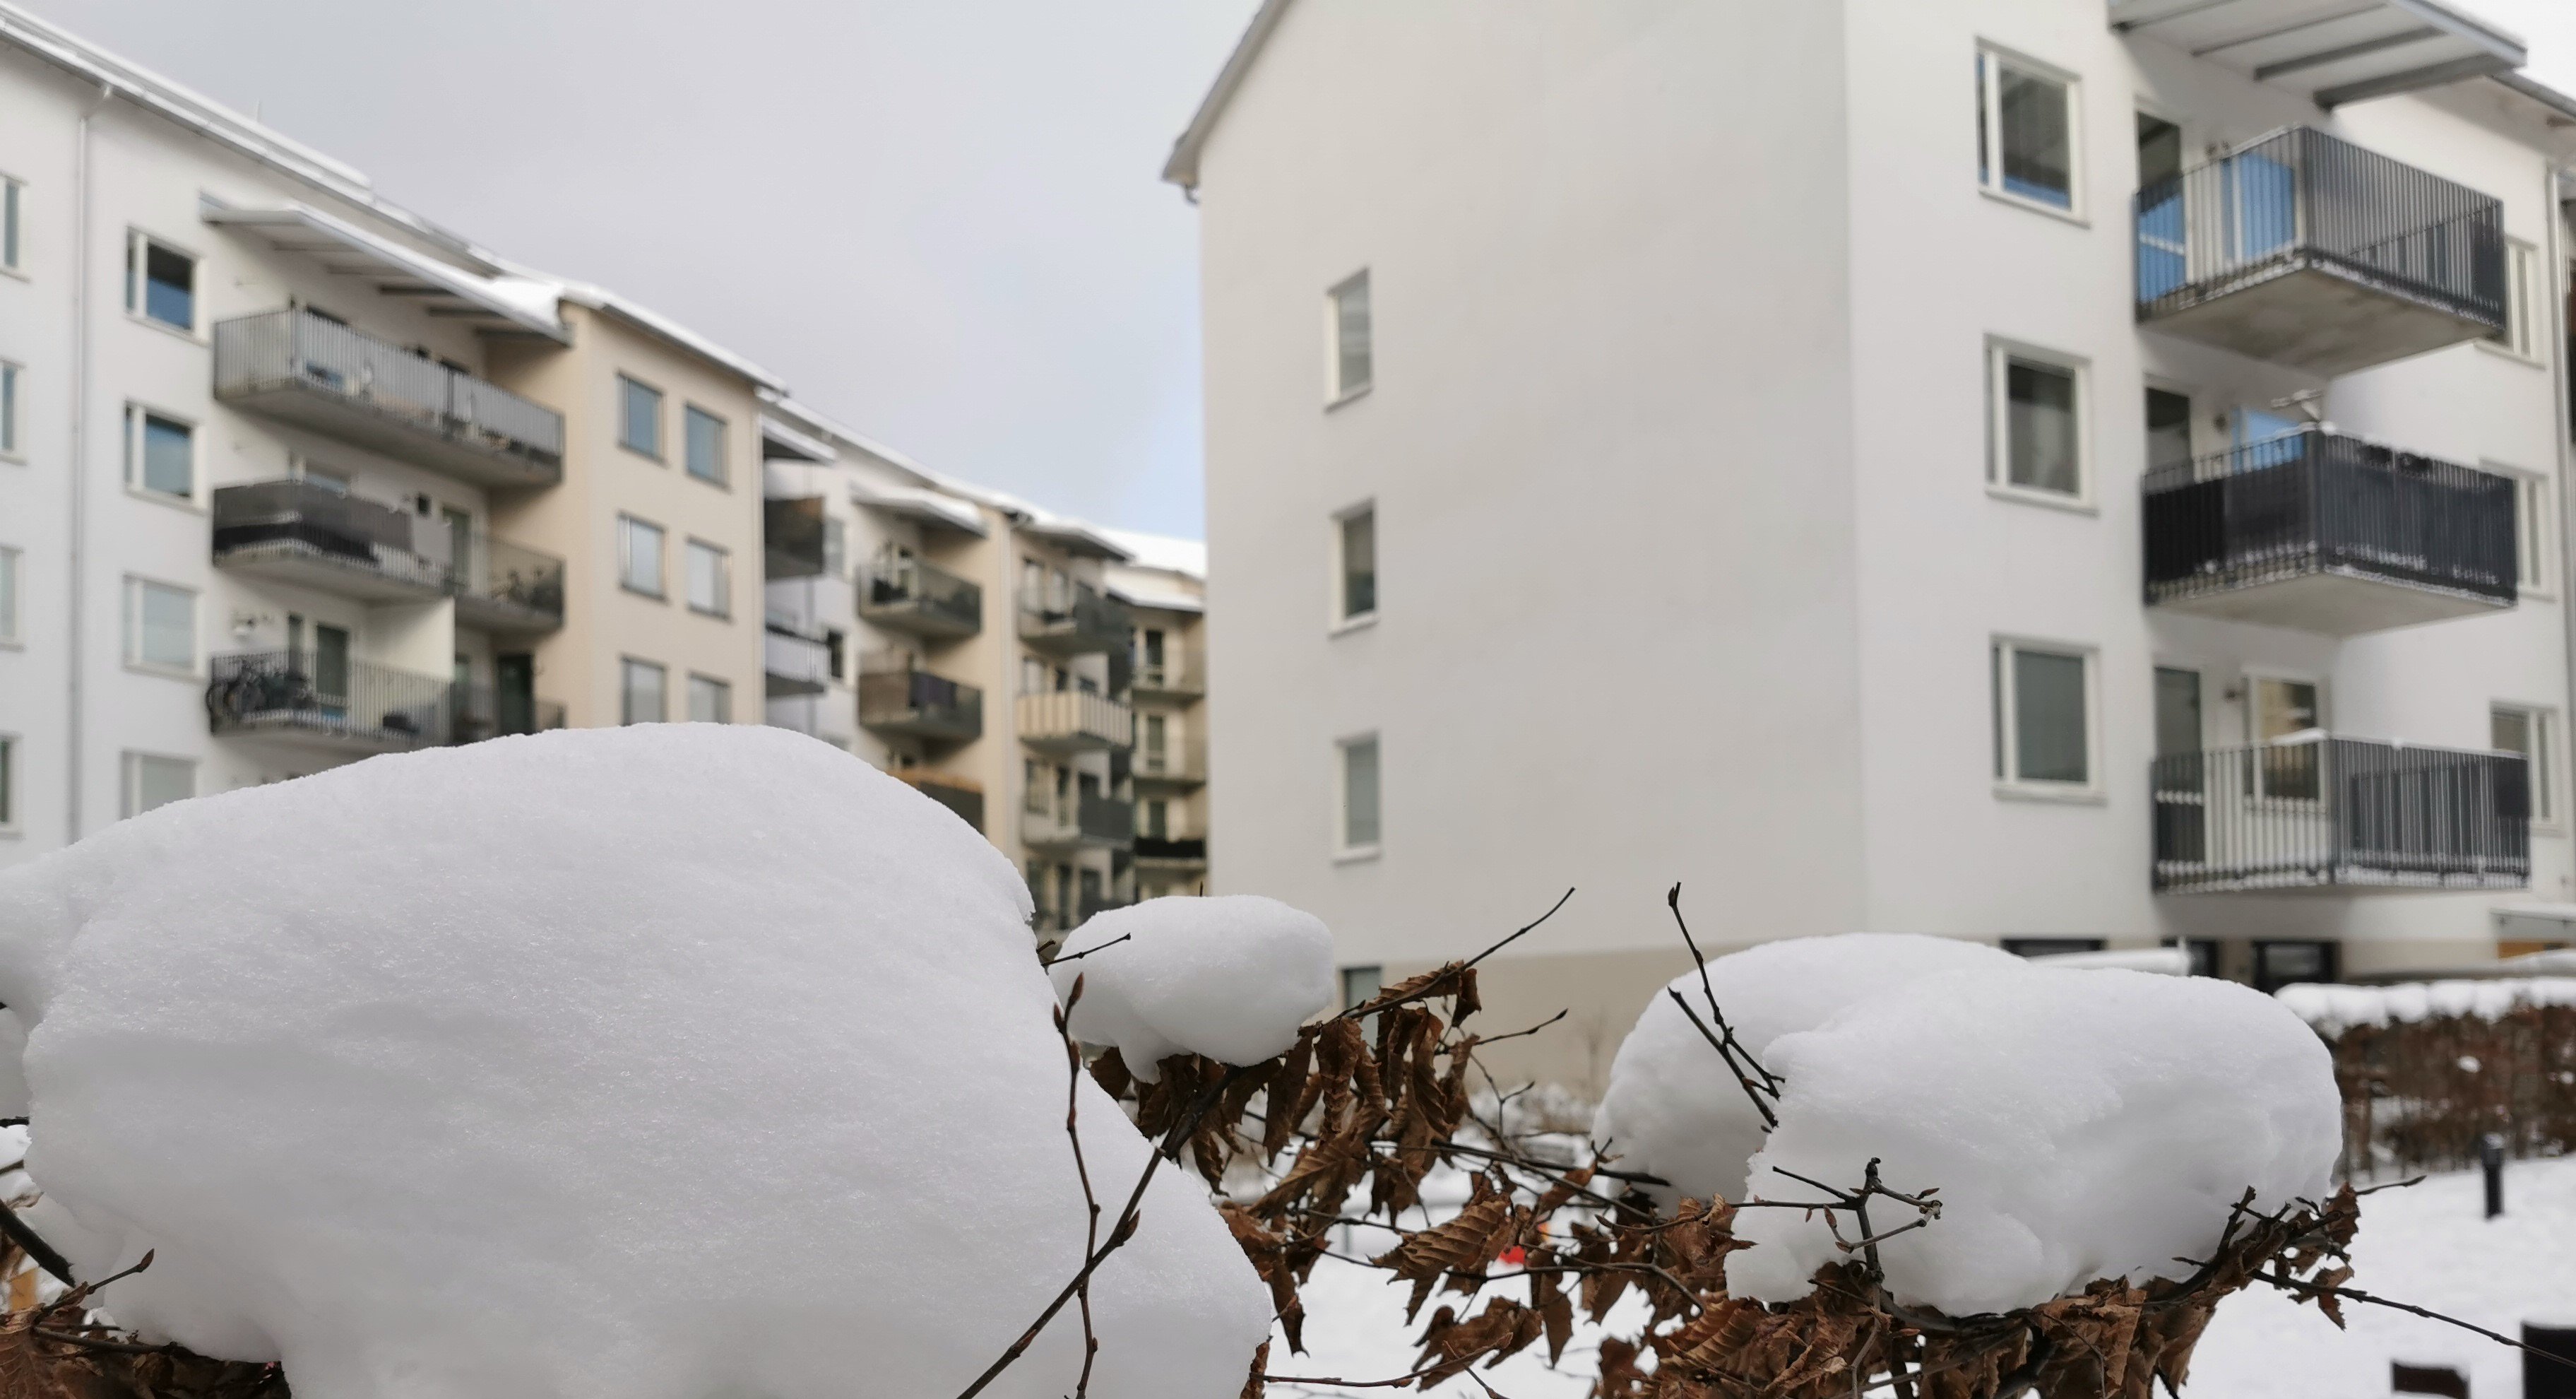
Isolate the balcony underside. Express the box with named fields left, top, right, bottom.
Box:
left=2151, top=565, right=2511, bottom=636
left=213, top=539, right=446, bottom=604
left=214, top=711, right=439, bottom=757
left=859, top=708, right=981, bottom=743
left=453, top=591, right=564, bottom=636
left=220, top=381, right=563, bottom=490
left=2140, top=259, right=2500, bottom=377
left=1022, top=731, right=1121, bottom=757
left=859, top=598, right=980, bottom=639
left=1019, top=622, right=1116, bottom=656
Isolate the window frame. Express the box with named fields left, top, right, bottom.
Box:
left=2491, top=462, right=2556, bottom=597
left=1326, top=268, right=1373, bottom=406
left=617, top=374, right=665, bottom=460
left=1974, top=44, right=2085, bottom=222
left=684, top=537, right=732, bottom=618
left=619, top=656, right=669, bottom=725
left=123, top=228, right=200, bottom=336
left=682, top=403, right=729, bottom=486
left=2483, top=237, right=2546, bottom=365
left=0, top=175, right=22, bottom=276
left=0, top=543, right=18, bottom=647
left=1335, top=730, right=1384, bottom=860
left=617, top=514, right=667, bottom=599
left=0, top=360, right=20, bottom=460
left=1990, top=636, right=2101, bottom=800
left=687, top=673, right=733, bottom=724
left=1985, top=338, right=2092, bottom=509
left=2493, top=702, right=2560, bottom=830
left=121, top=574, right=197, bottom=678
left=1332, top=500, right=1379, bottom=631
left=123, top=401, right=199, bottom=505
left=119, top=750, right=196, bottom=820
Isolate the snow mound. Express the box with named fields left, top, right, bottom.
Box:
left=0, top=726, right=1270, bottom=1399
left=1050, top=895, right=1334, bottom=1080
left=1726, top=967, right=2341, bottom=1316
left=2276, top=978, right=2576, bottom=1038
left=1591, top=934, right=2020, bottom=1204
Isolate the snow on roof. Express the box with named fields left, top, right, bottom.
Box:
left=757, top=413, right=837, bottom=464
left=203, top=201, right=571, bottom=341
left=552, top=283, right=785, bottom=393
left=848, top=479, right=989, bottom=536
left=1099, top=528, right=1206, bottom=579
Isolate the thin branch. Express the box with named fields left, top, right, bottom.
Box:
left=1665, top=987, right=1779, bottom=1131
left=0, top=1200, right=78, bottom=1287
left=2257, top=1268, right=2576, bottom=1374
left=30, top=1327, right=172, bottom=1357
left=1480, top=1009, right=1569, bottom=1046
left=1466, top=887, right=1577, bottom=970
left=1666, top=883, right=1779, bottom=1093
left=1056, top=979, right=1103, bottom=1399
left=1040, top=934, right=1132, bottom=969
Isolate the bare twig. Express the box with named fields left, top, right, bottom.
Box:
left=1664, top=987, right=1779, bottom=1131
left=0, top=1199, right=78, bottom=1287
left=1479, top=1009, right=1569, bottom=1046
left=1666, top=883, right=1780, bottom=1093
left=1056, top=979, right=1102, bottom=1399
left=2257, top=1268, right=2576, bottom=1374
left=1040, top=934, right=1132, bottom=969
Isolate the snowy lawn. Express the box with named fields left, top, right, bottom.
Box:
left=1280, top=1157, right=2576, bottom=1398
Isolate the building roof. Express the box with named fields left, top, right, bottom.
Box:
left=201, top=201, right=572, bottom=342
left=1162, top=0, right=1295, bottom=191
left=2107, top=0, right=2523, bottom=107
left=1099, top=528, right=1207, bottom=580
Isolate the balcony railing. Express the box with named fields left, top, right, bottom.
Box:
left=211, top=478, right=568, bottom=632
left=213, top=309, right=564, bottom=488
left=896, top=770, right=985, bottom=834
left=2134, top=127, right=2505, bottom=375
left=1133, top=654, right=1205, bottom=698
left=451, top=683, right=568, bottom=744
left=1017, top=689, right=1132, bottom=754
left=764, top=623, right=833, bottom=698
left=1135, top=834, right=1208, bottom=863
left=859, top=554, right=983, bottom=638
left=206, top=651, right=451, bottom=750
left=1026, top=793, right=1134, bottom=851
left=1135, top=730, right=1208, bottom=786
left=2151, top=739, right=2529, bottom=894
left=765, top=497, right=829, bottom=580
left=1019, top=582, right=1132, bottom=656
left=2142, top=427, right=2516, bottom=634
left=857, top=667, right=984, bottom=743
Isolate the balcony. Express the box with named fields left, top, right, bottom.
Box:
left=1026, top=793, right=1134, bottom=852
left=1019, top=583, right=1132, bottom=656
left=2151, top=738, right=2529, bottom=894
left=206, top=651, right=448, bottom=752
left=765, top=497, right=829, bottom=580
left=451, top=683, right=568, bottom=745
left=857, top=667, right=984, bottom=744
left=1135, top=834, right=1208, bottom=866
left=213, top=309, right=565, bottom=488
left=211, top=479, right=568, bottom=634
left=2134, top=128, right=2505, bottom=376
left=764, top=622, right=833, bottom=698
left=1132, top=654, right=1204, bottom=701
left=859, top=555, right=983, bottom=638
left=1017, top=690, right=1132, bottom=755
left=2142, top=427, right=2516, bottom=634
left=896, top=770, right=985, bottom=834
left=1134, top=732, right=1208, bottom=788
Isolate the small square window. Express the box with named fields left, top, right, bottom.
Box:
left=2494, top=704, right=2557, bottom=825
left=688, top=673, right=732, bottom=724
left=618, top=515, right=666, bottom=597
left=120, top=752, right=194, bottom=819
left=620, top=658, right=667, bottom=725
left=1339, top=733, right=1382, bottom=852
left=684, top=405, right=728, bottom=485
left=123, top=577, right=195, bottom=673
left=1337, top=506, right=1377, bottom=622
left=125, top=233, right=195, bottom=331
left=619, top=375, right=664, bottom=458
left=1991, top=640, right=2091, bottom=789
left=1976, top=49, right=2077, bottom=213
left=0, top=362, right=18, bottom=456
left=1, top=177, right=20, bottom=272
left=1989, top=346, right=2083, bottom=499
left=125, top=405, right=194, bottom=500
left=685, top=539, right=730, bottom=617
left=1328, top=270, right=1372, bottom=401
left=0, top=544, right=18, bottom=644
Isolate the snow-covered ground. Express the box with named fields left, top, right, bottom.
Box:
left=1281, top=1157, right=2576, bottom=1398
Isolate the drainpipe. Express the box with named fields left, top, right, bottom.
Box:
left=64, top=84, right=111, bottom=844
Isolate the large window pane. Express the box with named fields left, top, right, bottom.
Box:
left=2006, top=359, right=2078, bottom=494
left=1341, top=736, right=1381, bottom=849
left=1, top=362, right=18, bottom=455
left=132, top=409, right=193, bottom=499
left=686, top=541, right=729, bottom=615
left=1331, top=271, right=1372, bottom=398
left=621, top=659, right=667, bottom=725
left=688, top=675, right=731, bottom=724
left=1997, top=64, right=2072, bottom=208
left=619, top=516, right=665, bottom=596
left=684, top=406, right=727, bottom=484
left=0, top=546, right=16, bottom=644
left=2495, top=706, right=2553, bottom=822
left=2012, top=649, right=2087, bottom=784
left=619, top=376, right=663, bottom=457
left=128, top=579, right=193, bottom=671
left=122, top=752, right=194, bottom=818
left=137, top=239, right=194, bottom=330
left=1340, top=509, right=1377, bottom=619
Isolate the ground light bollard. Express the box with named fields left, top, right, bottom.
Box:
left=2482, top=1133, right=2506, bottom=1219
left=2527, top=1321, right=2576, bottom=1399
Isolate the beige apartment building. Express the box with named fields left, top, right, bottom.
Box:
left=1108, top=532, right=1211, bottom=899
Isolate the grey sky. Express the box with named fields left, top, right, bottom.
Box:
left=23, top=0, right=1257, bottom=539
left=20, top=1, right=2576, bottom=543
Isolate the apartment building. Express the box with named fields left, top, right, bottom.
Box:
left=1175, top=0, right=2576, bottom=1090
left=1106, top=531, right=1212, bottom=898
left=0, top=6, right=771, bottom=863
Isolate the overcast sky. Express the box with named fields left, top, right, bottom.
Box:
left=20, top=1, right=2576, bottom=543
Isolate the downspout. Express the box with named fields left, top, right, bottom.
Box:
left=64, top=83, right=111, bottom=844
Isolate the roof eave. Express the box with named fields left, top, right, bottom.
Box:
left=1162, top=0, right=1295, bottom=191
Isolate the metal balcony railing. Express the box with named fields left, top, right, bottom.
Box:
left=1135, top=730, right=1208, bottom=784
left=2133, top=127, right=2505, bottom=373
left=1016, top=690, right=1132, bottom=753
left=1019, top=582, right=1132, bottom=656
left=857, top=668, right=983, bottom=743
left=859, top=553, right=983, bottom=637
left=206, top=650, right=452, bottom=750
left=1026, top=794, right=1134, bottom=851
left=211, top=478, right=566, bottom=630
left=1134, top=834, right=1208, bottom=863
left=764, top=624, right=832, bottom=697
left=451, top=683, right=567, bottom=744
left=765, top=497, right=829, bottom=580
left=2142, top=427, right=2517, bottom=629
left=213, top=309, right=564, bottom=487
left=1133, top=654, right=1205, bottom=697
left=2151, top=738, right=2529, bottom=894
left=449, top=531, right=566, bottom=633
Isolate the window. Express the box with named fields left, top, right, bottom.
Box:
left=688, top=674, right=732, bottom=724
left=0, top=361, right=18, bottom=457
left=1989, top=346, right=2083, bottom=498
left=122, top=577, right=194, bottom=673
left=2135, top=113, right=2182, bottom=189
left=120, top=752, right=194, bottom=819
left=825, top=628, right=846, bottom=682
left=2507, top=470, right=2554, bottom=594
left=1025, top=759, right=1050, bottom=815
left=2144, top=387, right=2192, bottom=477
left=1328, top=270, right=1372, bottom=401
left=0, top=735, right=13, bottom=830
left=124, top=405, right=194, bottom=500
left=1, top=176, right=19, bottom=272
left=0, top=545, right=16, bottom=644
left=619, top=659, right=667, bottom=724
left=685, top=539, right=730, bottom=617
left=2490, top=239, right=2542, bottom=360
left=124, top=232, right=195, bottom=331
left=1340, top=965, right=1384, bottom=1013
left=822, top=517, right=846, bottom=579
left=1339, top=733, right=1382, bottom=853
left=618, top=515, right=666, bottom=597
left=1142, top=798, right=1169, bottom=839
left=618, top=375, right=664, bottom=458
left=1976, top=48, right=2077, bottom=212
left=1990, top=640, right=2091, bottom=790
left=684, top=405, right=728, bottom=485
left=2252, top=940, right=2337, bottom=993
left=2493, top=704, right=2557, bottom=825
left=2250, top=676, right=2324, bottom=801
left=1143, top=713, right=1168, bottom=772
left=1337, top=506, right=1377, bottom=622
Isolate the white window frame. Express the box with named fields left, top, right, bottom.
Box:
left=0, top=543, right=18, bottom=647
left=617, top=514, right=667, bottom=598
left=121, top=574, right=196, bottom=677
left=619, top=656, right=668, bottom=725
left=119, top=750, right=195, bottom=820
left=2493, top=702, right=2560, bottom=829
left=684, top=538, right=731, bottom=618
left=1335, top=730, right=1384, bottom=860
left=123, top=228, right=200, bottom=336
left=2483, top=238, right=2545, bottom=365
left=1986, top=338, right=2092, bottom=509
left=687, top=673, right=732, bottom=724
left=2491, top=463, right=2556, bottom=598
left=1325, top=269, right=1372, bottom=406
left=617, top=374, right=665, bottom=459
left=682, top=403, right=729, bottom=486
left=0, top=174, right=22, bottom=276
left=0, top=360, right=20, bottom=459
left=1332, top=500, right=1378, bottom=631
left=1974, top=45, right=2084, bottom=222
left=1990, top=636, right=2101, bottom=801
left=123, top=401, right=198, bottom=505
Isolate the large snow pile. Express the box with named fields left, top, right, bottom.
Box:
left=0, top=726, right=1270, bottom=1398
left=1592, top=934, right=2021, bottom=1203
left=1727, top=965, right=2341, bottom=1315
left=1050, top=895, right=1335, bottom=1079
left=2276, top=977, right=2576, bottom=1037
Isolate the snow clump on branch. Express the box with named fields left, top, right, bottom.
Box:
left=0, top=725, right=1271, bottom=1398
left=1049, top=895, right=1336, bottom=1080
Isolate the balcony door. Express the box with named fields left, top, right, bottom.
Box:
left=2137, top=114, right=2187, bottom=302
left=496, top=653, right=535, bottom=736
left=313, top=623, right=352, bottom=719
left=2153, top=667, right=2205, bottom=865
left=2250, top=676, right=2324, bottom=801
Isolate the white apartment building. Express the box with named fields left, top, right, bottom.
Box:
left=1174, top=0, right=2576, bottom=1090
